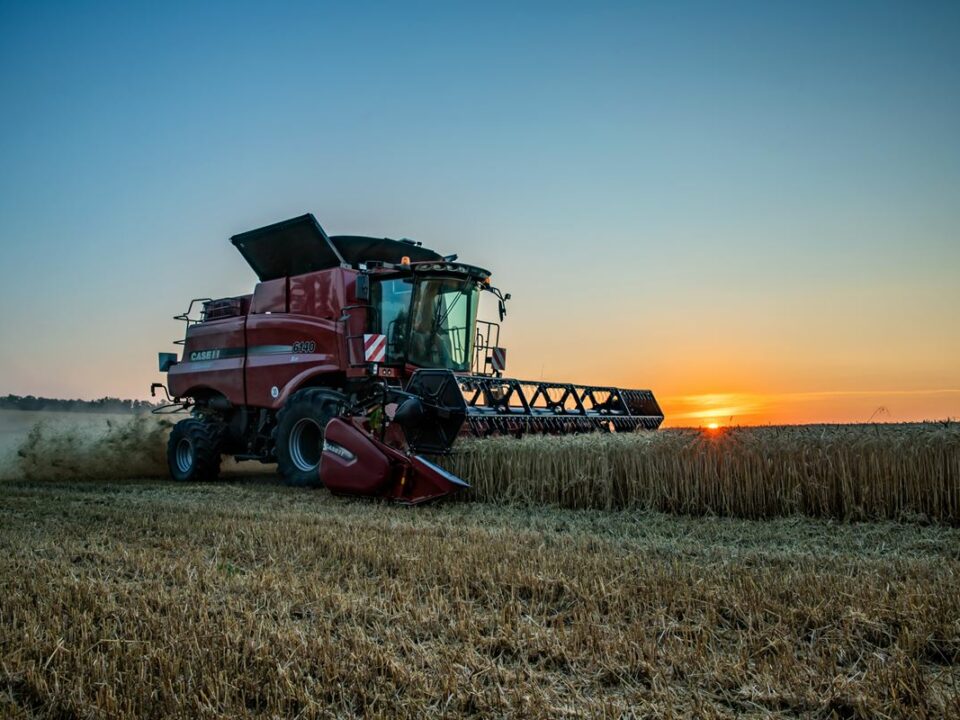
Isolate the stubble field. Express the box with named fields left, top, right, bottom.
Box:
left=1, top=412, right=959, bottom=718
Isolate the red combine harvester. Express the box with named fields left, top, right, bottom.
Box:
left=153, top=214, right=663, bottom=503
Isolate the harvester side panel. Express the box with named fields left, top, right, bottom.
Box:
left=168, top=316, right=246, bottom=405
left=288, top=271, right=345, bottom=320
left=241, top=267, right=351, bottom=409
left=244, top=313, right=342, bottom=409
left=251, top=278, right=287, bottom=314
left=169, top=267, right=367, bottom=410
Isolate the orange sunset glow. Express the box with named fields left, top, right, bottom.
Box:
left=656, top=390, right=960, bottom=428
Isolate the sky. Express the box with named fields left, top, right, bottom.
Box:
left=0, top=1, right=958, bottom=426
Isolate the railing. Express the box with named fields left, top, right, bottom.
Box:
left=201, top=297, right=244, bottom=321
left=472, top=320, right=502, bottom=376
left=172, top=298, right=212, bottom=345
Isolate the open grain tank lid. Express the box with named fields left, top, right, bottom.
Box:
left=231, top=213, right=443, bottom=280
left=231, top=214, right=344, bottom=281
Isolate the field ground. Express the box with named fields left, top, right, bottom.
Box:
left=2, top=476, right=959, bottom=718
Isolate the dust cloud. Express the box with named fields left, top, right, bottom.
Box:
left=0, top=410, right=173, bottom=481
left=0, top=410, right=275, bottom=481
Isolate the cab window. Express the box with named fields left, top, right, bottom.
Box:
left=370, top=278, right=412, bottom=362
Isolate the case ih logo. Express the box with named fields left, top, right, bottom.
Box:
left=189, top=349, right=221, bottom=361
left=363, top=334, right=387, bottom=363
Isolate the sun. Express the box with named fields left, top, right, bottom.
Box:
left=707, top=422, right=720, bottom=430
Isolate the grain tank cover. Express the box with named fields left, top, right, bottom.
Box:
left=231, top=214, right=345, bottom=281
left=329, top=236, right=443, bottom=266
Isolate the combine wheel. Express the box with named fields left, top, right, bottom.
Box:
left=167, top=418, right=223, bottom=482
left=274, top=389, right=344, bottom=487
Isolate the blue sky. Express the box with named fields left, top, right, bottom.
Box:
left=1, top=1, right=958, bottom=423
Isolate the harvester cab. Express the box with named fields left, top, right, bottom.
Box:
left=153, top=213, right=663, bottom=503
left=365, top=261, right=506, bottom=375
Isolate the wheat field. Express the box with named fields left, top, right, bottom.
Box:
left=9, top=413, right=960, bottom=523
left=445, top=423, right=960, bottom=522
left=1, top=478, right=959, bottom=718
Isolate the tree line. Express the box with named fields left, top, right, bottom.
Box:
left=0, top=394, right=160, bottom=413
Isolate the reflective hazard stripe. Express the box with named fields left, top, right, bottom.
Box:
left=491, top=347, right=507, bottom=372
left=364, top=333, right=387, bottom=362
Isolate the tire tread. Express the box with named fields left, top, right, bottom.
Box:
left=274, top=388, right=344, bottom=487
left=167, top=417, right=223, bottom=482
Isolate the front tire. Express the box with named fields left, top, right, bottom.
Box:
left=274, top=389, right=344, bottom=487
left=167, top=418, right=223, bottom=481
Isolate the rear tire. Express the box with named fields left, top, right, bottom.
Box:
left=167, top=418, right=223, bottom=482
left=274, top=389, right=344, bottom=487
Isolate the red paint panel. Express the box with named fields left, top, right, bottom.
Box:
left=168, top=266, right=386, bottom=406
left=288, top=268, right=344, bottom=320
left=320, top=419, right=393, bottom=495
left=320, top=418, right=470, bottom=504
left=168, top=317, right=246, bottom=404
left=251, top=278, right=287, bottom=314
left=244, top=313, right=341, bottom=409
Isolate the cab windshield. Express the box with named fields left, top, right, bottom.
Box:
left=407, top=278, right=478, bottom=371
left=370, top=276, right=479, bottom=371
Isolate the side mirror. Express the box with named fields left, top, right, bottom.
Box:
left=355, top=274, right=370, bottom=302
left=158, top=353, right=178, bottom=372
left=498, top=300, right=506, bottom=322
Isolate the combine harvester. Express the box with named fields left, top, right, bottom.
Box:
left=153, top=214, right=663, bottom=503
